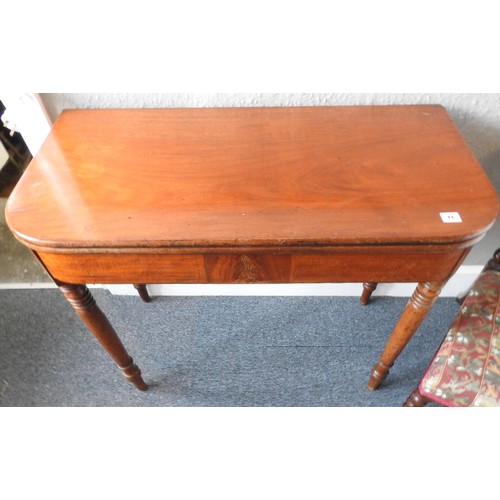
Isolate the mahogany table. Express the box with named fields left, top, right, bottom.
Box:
left=5, top=106, right=498, bottom=392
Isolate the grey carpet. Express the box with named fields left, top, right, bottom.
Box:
left=0, top=198, right=52, bottom=284
left=0, top=289, right=459, bottom=406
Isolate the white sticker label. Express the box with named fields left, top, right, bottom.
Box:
left=440, top=212, right=462, bottom=224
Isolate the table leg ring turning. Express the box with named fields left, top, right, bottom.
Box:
left=57, top=282, right=148, bottom=391
left=368, top=361, right=393, bottom=391
left=119, top=358, right=148, bottom=391
left=10, top=107, right=495, bottom=395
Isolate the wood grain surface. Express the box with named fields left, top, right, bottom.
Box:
left=6, top=106, right=498, bottom=252
left=5, top=105, right=498, bottom=392
left=36, top=247, right=466, bottom=284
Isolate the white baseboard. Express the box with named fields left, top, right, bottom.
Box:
left=104, top=265, right=484, bottom=298
left=0, top=265, right=484, bottom=298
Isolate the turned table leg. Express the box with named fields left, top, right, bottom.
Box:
left=134, top=284, right=151, bottom=303
left=58, top=282, right=148, bottom=391
left=368, top=281, right=444, bottom=390
left=360, top=283, right=378, bottom=305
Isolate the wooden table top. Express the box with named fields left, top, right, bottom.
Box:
left=6, top=105, right=498, bottom=253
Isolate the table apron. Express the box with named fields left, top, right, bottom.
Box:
left=37, top=248, right=468, bottom=285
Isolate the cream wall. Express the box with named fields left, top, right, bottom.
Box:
left=39, top=93, right=500, bottom=265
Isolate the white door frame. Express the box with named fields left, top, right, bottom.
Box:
left=0, top=93, right=52, bottom=155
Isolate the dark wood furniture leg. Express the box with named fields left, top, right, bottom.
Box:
left=360, top=282, right=378, bottom=305
left=58, top=282, right=148, bottom=391
left=403, top=388, right=430, bottom=407
left=368, top=281, right=444, bottom=390
left=134, top=284, right=151, bottom=303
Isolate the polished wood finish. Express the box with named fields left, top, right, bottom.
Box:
left=57, top=282, right=147, bottom=390
left=6, top=106, right=498, bottom=253
left=368, top=281, right=445, bottom=390
left=36, top=247, right=469, bottom=284
left=403, top=388, right=429, bottom=407
left=133, top=284, right=151, bottom=303
left=361, top=283, right=378, bottom=305
left=5, top=106, right=498, bottom=392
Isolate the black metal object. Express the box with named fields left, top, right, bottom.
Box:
left=0, top=100, right=32, bottom=194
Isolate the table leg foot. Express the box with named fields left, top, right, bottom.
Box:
left=403, top=388, right=429, bottom=407
left=368, top=281, right=444, bottom=390
left=134, top=284, right=151, bottom=303
left=119, top=358, right=148, bottom=391
left=360, top=282, right=378, bottom=305
left=58, top=282, right=148, bottom=391
left=367, top=361, right=392, bottom=390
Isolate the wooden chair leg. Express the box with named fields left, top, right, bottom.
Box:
left=403, top=387, right=430, bottom=407
left=360, top=283, right=378, bottom=305
left=134, top=284, right=151, bottom=303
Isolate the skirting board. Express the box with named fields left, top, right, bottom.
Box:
left=0, top=266, right=484, bottom=297
left=105, top=265, right=484, bottom=298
